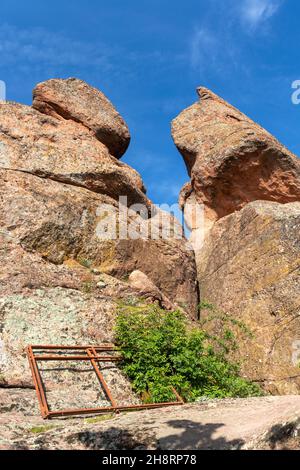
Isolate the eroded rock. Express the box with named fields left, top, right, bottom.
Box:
left=0, top=79, right=198, bottom=391
left=0, top=170, right=197, bottom=314
left=172, top=87, right=300, bottom=229
left=128, top=270, right=174, bottom=310
left=33, top=78, right=130, bottom=158
left=0, top=102, right=147, bottom=208
left=197, top=200, right=300, bottom=394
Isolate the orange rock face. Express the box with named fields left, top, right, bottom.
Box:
left=172, top=87, right=300, bottom=226
left=197, top=201, right=300, bottom=394
left=33, top=78, right=130, bottom=158
left=0, top=101, right=146, bottom=208
left=173, top=87, right=300, bottom=394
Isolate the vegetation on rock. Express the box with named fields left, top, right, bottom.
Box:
left=115, top=302, right=262, bottom=403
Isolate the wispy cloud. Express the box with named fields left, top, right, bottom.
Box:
left=190, top=28, right=217, bottom=70
left=239, top=0, right=282, bottom=28
left=189, top=26, right=240, bottom=76
left=0, top=24, right=115, bottom=71
left=188, top=0, right=284, bottom=74
left=0, top=23, right=169, bottom=85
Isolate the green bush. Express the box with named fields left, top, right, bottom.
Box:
left=115, top=303, right=262, bottom=403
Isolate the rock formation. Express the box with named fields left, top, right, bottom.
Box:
left=2, top=76, right=300, bottom=434
left=198, top=201, right=300, bottom=394
left=0, top=99, right=147, bottom=208
left=0, top=78, right=198, bottom=389
left=128, top=270, right=174, bottom=310
left=33, top=78, right=130, bottom=158
left=172, top=87, right=300, bottom=235
left=173, top=88, right=300, bottom=393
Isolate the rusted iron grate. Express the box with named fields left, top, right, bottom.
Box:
left=27, top=345, right=184, bottom=419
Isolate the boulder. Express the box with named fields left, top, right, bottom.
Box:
left=33, top=78, right=130, bottom=158
left=172, top=87, right=300, bottom=229
left=0, top=169, right=198, bottom=388
left=197, top=200, right=300, bottom=394
left=128, top=270, right=174, bottom=310
left=0, top=102, right=147, bottom=208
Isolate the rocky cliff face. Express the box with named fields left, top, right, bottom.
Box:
left=0, top=79, right=198, bottom=389
left=173, top=89, right=300, bottom=393
left=198, top=201, right=300, bottom=394
left=1, top=78, right=300, bottom=402
left=33, top=78, right=130, bottom=158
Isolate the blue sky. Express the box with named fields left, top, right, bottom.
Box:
left=0, top=0, right=299, bottom=205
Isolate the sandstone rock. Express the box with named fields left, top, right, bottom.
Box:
left=0, top=287, right=117, bottom=387
left=0, top=79, right=199, bottom=393
left=197, top=200, right=300, bottom=394
left=0, top=230, right=144, bottom=388
left=128, top=270, right=174, bottom=310
left=0, top=102, right=147, bottom=208
left=33, top=78, right=130, bottom=158
left=172, top=87, right=300, bottom=228
left=0, top=170, right=197, bottom=314
left=0, top=170, right=198, bottom=387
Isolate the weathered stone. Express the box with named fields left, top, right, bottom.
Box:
left=197, top=201, right=300, bottom=394
left=1, top=393, right=300, bottom=450
left=0, top=79, right=197, bottom=400
left=0, top=102, right=147, bottom=208
left=0, top=287, right=117, bottom=386
left=33, top=78, right=130, bottom=158
left=172, top=87, right=300, bottom=228
left=0, top=169, right=198, bottom=320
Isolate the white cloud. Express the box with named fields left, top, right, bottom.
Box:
left=240, top=0, right=282, bottom=28
left=189, top=26, right=239, bottom=76
left=190, top=28, right=218, bottom=69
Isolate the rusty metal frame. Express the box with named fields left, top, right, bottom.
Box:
left=27, top=345, right=184, bottom=419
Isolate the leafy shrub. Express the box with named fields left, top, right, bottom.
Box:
left=115, top=303, right=262, bottom=403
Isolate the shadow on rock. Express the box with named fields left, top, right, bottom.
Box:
left=72, top=426, right=157, bottom=450
left=158, top=419, right=245, bottom=450
left=71, top=419, right=245, bottom=450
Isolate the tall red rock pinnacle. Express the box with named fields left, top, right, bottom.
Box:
left=172, top=87, right=300, bottom=230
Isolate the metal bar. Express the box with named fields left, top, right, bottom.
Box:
left=27, top=347, right=46, bottom=417
left=27, top=343, right=184, bottom=420
left=47, top=401, right=183, bottom=418
left=171, top=387, right=185, bottom=404
left=115, top=402, right=183, bottom=411
left=86, top=347, right=118, bottom=408
left=48, top=406, right=120, bottom=417
left=34, top=355, right=121, bottom=361
left=26, top=346, right=50, bottom=419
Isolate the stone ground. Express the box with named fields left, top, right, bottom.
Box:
left=1, top=390, right=300, bottom=450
